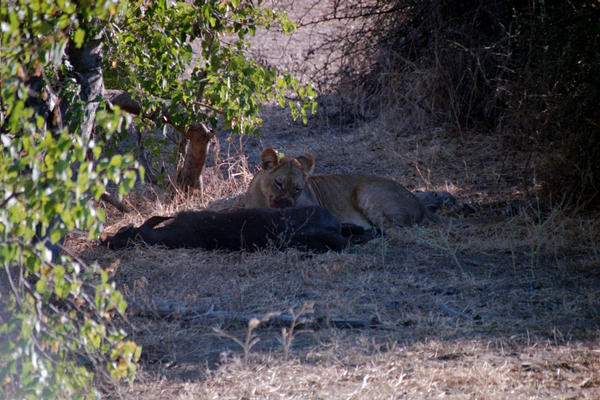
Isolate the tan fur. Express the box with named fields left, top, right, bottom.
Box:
left=245, top=148, right=427, bottom=229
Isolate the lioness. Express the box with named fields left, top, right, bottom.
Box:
left=245, top=148, right=432, bottom=229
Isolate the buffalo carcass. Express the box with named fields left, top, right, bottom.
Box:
left=101, top=206, right=349, bottom=252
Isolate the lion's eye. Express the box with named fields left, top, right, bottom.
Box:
left=294, top=187, right=302, bottom=193
left=274, top=180, right=283, bottom=191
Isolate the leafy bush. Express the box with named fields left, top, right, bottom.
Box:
left=102, top=0, right=316, bottom=188
left=1, top=1, right=142, bottom=397
left=1, top=0, right=315, bottom=396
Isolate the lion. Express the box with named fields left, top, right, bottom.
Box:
left=245, top=148, right=436, bottom=229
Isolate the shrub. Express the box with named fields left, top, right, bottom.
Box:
left=310, top=0, right=599, bottom=208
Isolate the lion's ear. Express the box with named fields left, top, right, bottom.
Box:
left=297, top=153, right=315, bottom=174
left=261, top=148, right=279, bottom=170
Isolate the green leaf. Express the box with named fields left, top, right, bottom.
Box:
left=49, top=228, right=63, bottom=244
left=0, top=0, right=318, bottom=394
left=109, top=154, right=123, bottom=168
left=73, top=28, right=85, bottom=48
left=35, top=279, right=47, bottom=294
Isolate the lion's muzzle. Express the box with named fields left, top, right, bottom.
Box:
left=270, top=197, right=295, bottom=208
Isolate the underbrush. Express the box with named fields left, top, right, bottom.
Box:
left=305, top=0, right=600, bottom=210
left=100, top=145, right=253, bottom=234
left=408, top=204, right=600, bottom=276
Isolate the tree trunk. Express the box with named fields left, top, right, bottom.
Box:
left=176, top=125, right=211, bottom=190
left=103, top=89, right=214, bottom=191
left=67, top=32, right=105, bottom=143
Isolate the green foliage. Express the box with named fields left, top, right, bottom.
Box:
left=1, top=0, right=141, bottom=398
left=1, top=0, right=314, bottom=397
left=103, top=0, right=316, bottom=138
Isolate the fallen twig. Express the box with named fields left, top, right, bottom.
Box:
left=131, top=298, right=384, bottom=330
left=189, top=310, right=382, bottom=330
left=437, top=302, right=473, bottom=321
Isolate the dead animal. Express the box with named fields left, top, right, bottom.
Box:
left=100, top=206, right=348, bottom=252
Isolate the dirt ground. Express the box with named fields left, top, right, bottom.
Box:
left=72, top=1, right=600, bottom=398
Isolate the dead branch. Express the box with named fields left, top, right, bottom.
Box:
left=130, top=298, right=384, bottom=330
left=99, top=193, right=129, bottom=213
left=297, top=2, right=411, bottom=27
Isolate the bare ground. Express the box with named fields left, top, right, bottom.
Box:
left=69, top=1, right=600, bottom=398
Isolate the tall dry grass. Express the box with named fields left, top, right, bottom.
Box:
left=301, top=0, right=599, bottom=210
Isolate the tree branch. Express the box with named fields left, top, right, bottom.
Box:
left=297, top=3, right=412, bottom=28
left=103, top=89, right=215, bottom=190
left=103, top=89, right=215, bottom=141
left=0, top=191, right=24, bottom=209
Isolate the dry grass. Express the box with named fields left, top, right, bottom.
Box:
left=184, top=340, right=599, bottom=400
left=77, top=145, right=600, bottom=398
left=63, top=1, right=600, bottom=398
left=76, top=70, right=600, bottom=400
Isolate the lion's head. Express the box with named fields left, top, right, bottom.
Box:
left=255, top=148, right=315, bottom=208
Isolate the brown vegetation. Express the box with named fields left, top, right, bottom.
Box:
left=78, top=133, right=600, bottom=398
left=66, top=0, right=600, bottom=398
left=300, top=0, right=600, bottom=209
